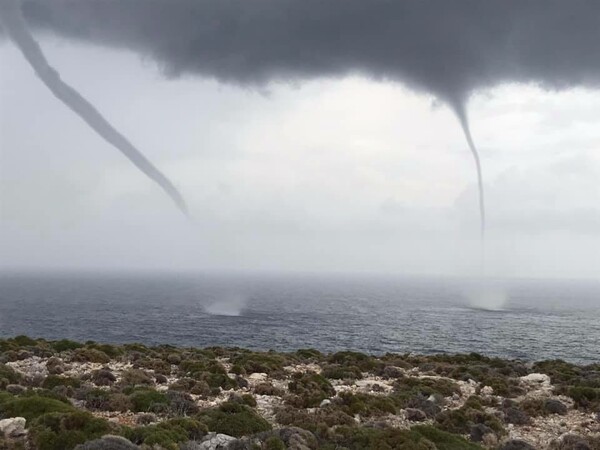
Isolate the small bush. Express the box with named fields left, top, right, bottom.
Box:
left=295, top=348, right=324, bottom=361
left=12, top=335, right=38, bottom=347
left=86, top=344, right=122, bottom=359
left=275, top=405, right=354, bottom=432
left=120, top=368, right=154, bottom=387
left=435, top=405, right=505, bottom=435
left=286, top=372, right=335, bottom=408
left=166, top=353, right=182, bottom=365
left=328, top=351, right=381, bottom=372
left=51, top=340, right=84, bottom=353
left=46, top=357, right=66, bottom=375
left=83, top=389, right=112, bottom=411
left=29, top=411, right=112, bottom=450
left=264, top=436, right=286, bottom=450
left=72, top=348, right=110, bottom=364
left=124, top=419, right=206, bottom=450
left=323, top=425, right=450, bottom=450
left=334, top=391, right=396, bottom=417
left=569, top=386, right=600, bottom=408
left=254, top=382, right=284, bottom=396
left=91, top=369, right=116, bottom=386
left=0, top=395, right=74, bottom=421
left=42, top=375, right=81, bottom=390
left=242, top=394, right=257, bottom=407
left=108, top=393, right=132, bottom=412
left=135, top=358, right=171, bottom=376
left=0, top=363, right=22, bottom=387
left=229, top=352, right=288, bottom=376
left=198, top=401, right=271, bottom=437
left=321, top=364, right=363, bottom=380
left=392, top=376, right=459, bottom=409
left=129, top=388, right=169, bottom=412
left=178, top=359, right=236, bottom=390
left=166, top=390, right=199, bottom=416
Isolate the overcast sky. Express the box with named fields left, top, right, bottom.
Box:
left=1, top=31, right=599, bottom=279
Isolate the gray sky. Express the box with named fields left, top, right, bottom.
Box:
left=1, top=3, right=600, bottom=279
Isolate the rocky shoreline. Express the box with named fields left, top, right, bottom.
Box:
left=0, top=336, right=598, bottom=449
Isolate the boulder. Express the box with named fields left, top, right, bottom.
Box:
left=248, top=373, right=268, bottom=382
left=0, top=417, right=26, bottom=437
left=196, top=433, right=237, bottom=450
left=480, top=385, right=494, bottom=396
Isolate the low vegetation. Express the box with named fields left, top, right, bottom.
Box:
left=0, top=336, right=597, bottom=449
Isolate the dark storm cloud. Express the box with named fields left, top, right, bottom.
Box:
left=17, top=0, right=600, bottom=103
left=14, top=0, right=600, bottom=234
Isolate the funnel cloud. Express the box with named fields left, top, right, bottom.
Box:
left=0, top=0, right=188, bottom=216
left=10, top=0, right=600, bottom=234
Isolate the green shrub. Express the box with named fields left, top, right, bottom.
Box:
left=0, top=363, right=22, bottom=386
left=108, top=393, right=133, bottom=412
left=435, top=405, right=505, bottom=435
left=29, top=411, right=112, bottom=450
left=51, top=340, right=84, bottom=353
left=229, top=352, right=287, bottom=376
left=178, top=359, right=236, bottom=390
left=120, top=368, right=153, bottom=387
left=335, top=392, right=396, bottom=417
left=124, top=420, right=205, bottom=450
left=129, top=389, right=169, bottom=412
left=72, top=348, right=110, bottom=364
left=392, top=376, right=459, bottom=408
left=42, top=375, right=81, bottom=390
left=166, top=390, right=199, bottom=416
left=254, top=382, right=284, bottom=396
left=328, top=351, right=381, bottom=372
left=286, top=372, right=335, bottom=408
left=135, top=358, right=171, bottom=375
left=323, top=425, right=439, bottom=450
left=482, top=376, right=524, bottom=398
left=264, top=436, right=286, bottom=450
left=275, top=405, right=354, bottom=432
left=91, top=369, right=117, bottom=386
left=321, top=364, right=363, bottom=380
left=198, top=401, right=271, bottom=437
left=24, top=388, right=71, bottom=405
left=412, top=425, right=484, bottom=450
left=83, top=389, right=112, bottom=411
left=86, top=344, right=122, bottom=359
left=569, top=386, right=600, bottom=408
left=241, top=394, right=257, bottom=407
left=0, top=395, right=75, bottom=421
left=295, top=349, right=324, bottom=361
left=12, top=335, right=38, bottom=347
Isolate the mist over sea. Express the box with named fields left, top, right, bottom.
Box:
left=0, top=272, right=598, bottom=364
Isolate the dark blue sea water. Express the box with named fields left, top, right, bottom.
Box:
left=0, top=272, right=599, bottom=364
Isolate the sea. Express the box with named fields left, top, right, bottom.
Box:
left=0, top=271, right=598, bottom=364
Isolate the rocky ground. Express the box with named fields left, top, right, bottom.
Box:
left=0, top=336, right=599, bottom=449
